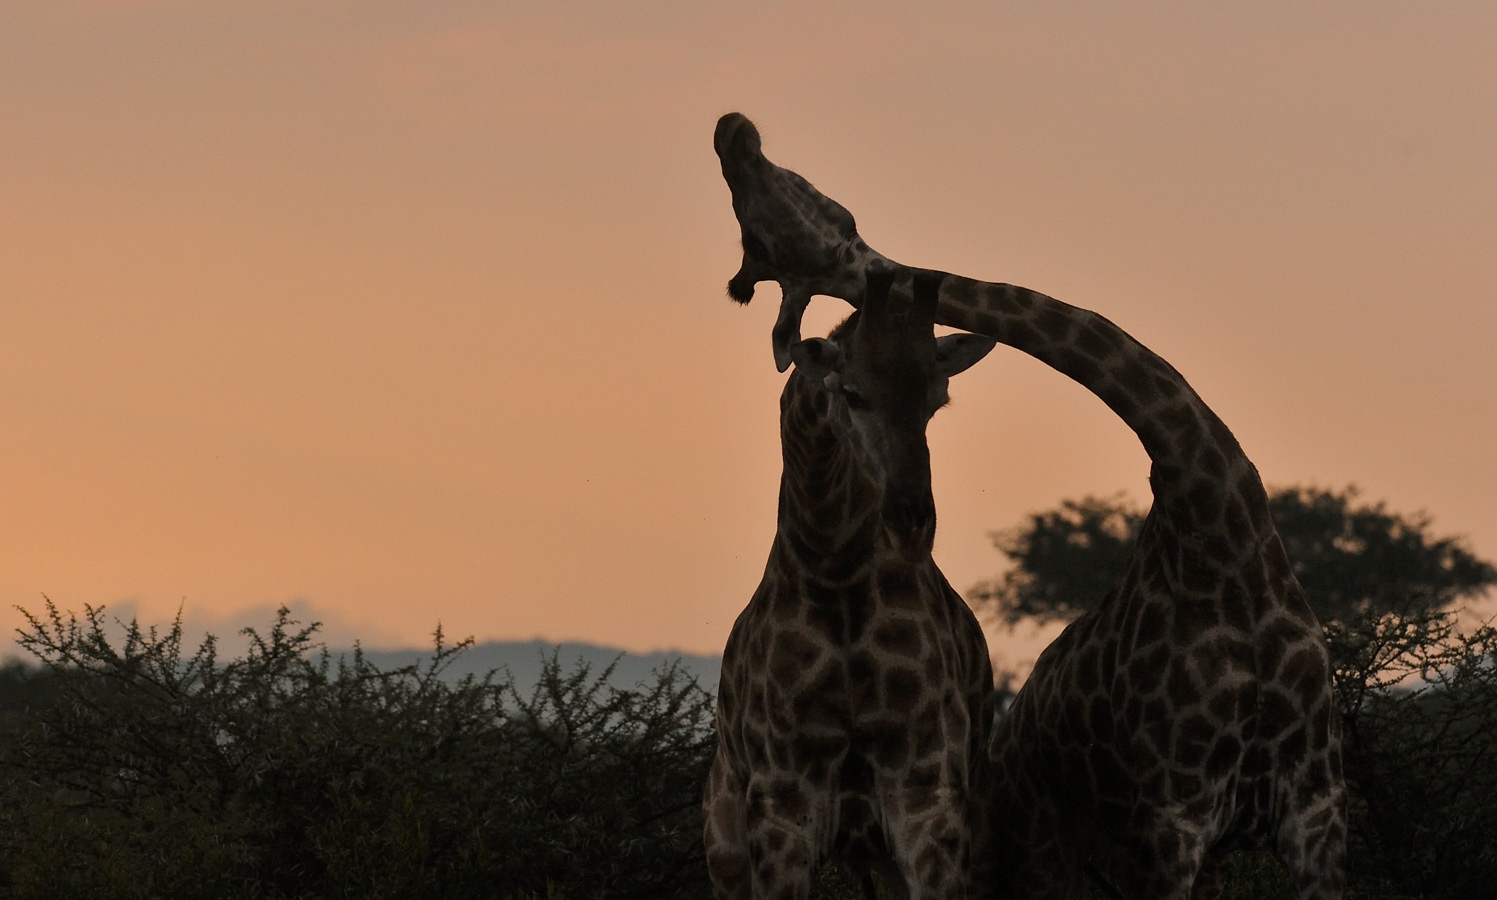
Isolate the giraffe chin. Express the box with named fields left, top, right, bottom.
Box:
left=726, top=250, right=777, bottom=306
left=726, top=273, right=755, bottom=304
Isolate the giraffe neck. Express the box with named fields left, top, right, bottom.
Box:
left=774, top=371, right=882, bottom=583
left=919, top=270, right=1273, bottom=538
left=716, top=115, right=1268, bottom=530
left=776, top=245, right=1247, bottom=485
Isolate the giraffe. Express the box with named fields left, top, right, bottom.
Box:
left=703, top=263, right=999, bottom=900
left=712, top=112, right=1346, bottom=900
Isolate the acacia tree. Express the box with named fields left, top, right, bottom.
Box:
left=971, top=485, right=1496, bottom=628
left=972, top=485, right=1497, bottom=899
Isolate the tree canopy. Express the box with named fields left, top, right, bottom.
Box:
left=971, top=485, right=1496, bottom=628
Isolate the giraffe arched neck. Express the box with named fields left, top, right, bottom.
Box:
left=715, top=111, right=1265, bottom=538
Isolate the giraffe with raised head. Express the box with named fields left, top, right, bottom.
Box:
left=713, top=112, right=1346, bottom=900
left=703, top=264, right=998, bottom=900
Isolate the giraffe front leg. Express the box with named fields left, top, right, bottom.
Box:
left=881, top=781, right=976, bottom=900
left=1270, top=720, right=1346, bottom=900
left=1107, top=813, right=1215, bottom=900
left=996, top=813, right=1076, bottom=900
left=743, top=773, right=830, bottom=900
left=1188, top=846, right=1235, bottom=900
left=704, top=753, right=751, bottom=900
left=1275, top=790, right=1346, bottom=900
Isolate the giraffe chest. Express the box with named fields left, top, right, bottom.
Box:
left=717, top=559, right=990, bottom=777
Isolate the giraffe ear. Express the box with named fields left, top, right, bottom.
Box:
left=789, top=338, right=843, bottom=383
left=936, top=333, right=997, bottom=377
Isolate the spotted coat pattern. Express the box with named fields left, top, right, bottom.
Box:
left=947, top=281, right=1345, bottom=900
left=703, top=271, right=994, bottom=900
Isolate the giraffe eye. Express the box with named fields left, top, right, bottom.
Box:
left=841, top=385, right=870, bottom=410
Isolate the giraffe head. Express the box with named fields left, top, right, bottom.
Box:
left=715, top=112, right=889, bottom=372
left=790, top=265, right=995, bottom=561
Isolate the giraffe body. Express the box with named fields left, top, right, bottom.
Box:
left=704, top=268, right=997, bottom=900
left=713, top=113, right=1346, bottom=900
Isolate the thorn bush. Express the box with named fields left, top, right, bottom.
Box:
left=0, top=599, right=716, bottom=900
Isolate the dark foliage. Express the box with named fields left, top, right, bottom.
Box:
left=0, top=599, right=715, bottom=900
left=1327, top=602, right=1497, bottom=900
left=972, top=485, right=1497, bottom=628
left=1271, top=487, right=1497, bottom=624
left=971, top=493, right=1143, bottom=627
left=6, top=484, right=1490, bottom=898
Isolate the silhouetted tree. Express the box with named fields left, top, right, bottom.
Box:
left=971, top=493, right=1143, bottom=628
left=971, top=485, right=1496, bottom=627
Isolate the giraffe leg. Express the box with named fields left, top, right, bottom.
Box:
left=855, top=858, right=910, bottom=900
left=889, top=810, right=971, bottom=900
left=745, top=818, right=817, bottom=900
left=985, top=764, right=1073, bottom=900
left=1188, top=846, right=1235, bottom=900
left=704, top=753, right=752, bottom=900
left=1003, top=830, right=1075, bottom=900
left=879, top=777, right=979, bottom=900
left=1271, top=712, right=1347, bottom=900
left=1107, top=816, right=1213, bottom=900
left=1275, top=792, right=1346, bottom=900
left=742, top=774, right=830, bottom=900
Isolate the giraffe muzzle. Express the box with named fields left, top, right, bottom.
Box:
left=714, top=112, right=763, bottom=168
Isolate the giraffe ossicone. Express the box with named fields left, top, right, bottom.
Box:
left=704, top=266, right=997, bottom=899
left=712, top=112, right=1346, bottom=900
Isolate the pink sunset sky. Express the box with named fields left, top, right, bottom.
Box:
left=3, top=2, right=1493, bottom=668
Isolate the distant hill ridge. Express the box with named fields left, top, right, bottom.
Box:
left=345, top=640, right=722, bottom=697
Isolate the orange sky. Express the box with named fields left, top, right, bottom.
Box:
left=3, top=2, right=1494, bottom=667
